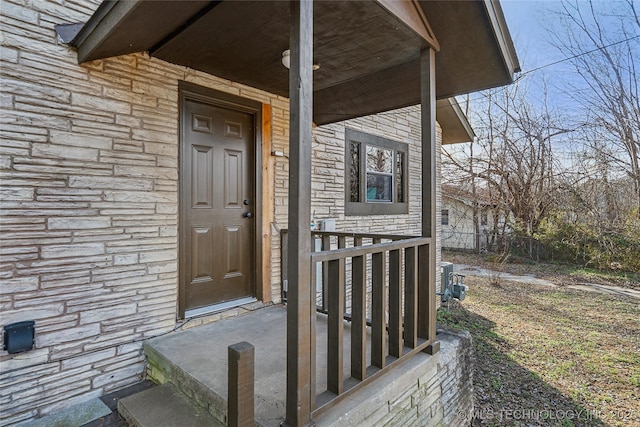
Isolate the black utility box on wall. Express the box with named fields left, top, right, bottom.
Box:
left=3, top=321, right=35, bottom=354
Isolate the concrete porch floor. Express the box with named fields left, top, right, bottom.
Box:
left=145, top=304, right=365, bottom=426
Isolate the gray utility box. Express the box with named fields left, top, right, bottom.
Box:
left=440, top=262, right=468, bottom=302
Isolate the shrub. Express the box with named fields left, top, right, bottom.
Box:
left=536, top=211, right=640, bottom=272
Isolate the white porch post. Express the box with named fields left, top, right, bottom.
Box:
left=420, top=47, right=439, bottom=348
left=285, top=0, right=315, bottom=426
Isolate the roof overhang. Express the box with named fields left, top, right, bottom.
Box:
left=60, top=0, right=519, bottom=126
left=437, top=98, right=475, bottom=145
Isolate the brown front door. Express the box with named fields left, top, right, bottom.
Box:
left=180, top=95, right=255, bottom=314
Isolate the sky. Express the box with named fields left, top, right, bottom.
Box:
left=499, top=0, right=638, bottom=110
left=439, top=0, right=640, bottom=177
left=499, top=1, right=578, bottom=110
left=501, top=1, right=566, bottom=70
left=461, top=0, right=640, bottom=164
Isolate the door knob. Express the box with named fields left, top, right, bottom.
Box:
left=243, top=212, right=253, bottom=218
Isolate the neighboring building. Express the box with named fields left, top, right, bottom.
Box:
left=0, top=1, right=519, bottom=426
left=441, top=185, right=506, bottom=251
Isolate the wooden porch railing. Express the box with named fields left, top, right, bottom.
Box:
left=281, top=230, right=434, bottom=417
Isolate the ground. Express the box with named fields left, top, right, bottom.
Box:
left=440, top=250, right=640, bottom=427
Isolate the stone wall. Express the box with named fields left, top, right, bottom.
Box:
left=438, top=328, right=475, bottom=426
left=316, top=328, right=473, bottom=427
left=1, top=0, right=445, bottom=425
left=0, top=1, right=289, bottom=424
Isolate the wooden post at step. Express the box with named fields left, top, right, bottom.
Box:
left=228, top=342, right=255, bottom=427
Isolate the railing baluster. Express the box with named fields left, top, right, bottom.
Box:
left=281, top=230, right=288, bottom=302
left=338, top=236, right=346, bottom=317
left=351, top=237, right=366, bottom=381
left=404, top=245, right=418, bottom=348
left=371, top=250, right=386, bottom=368
left=310, top=262, right=317, bottom=411
left=311, top=235, right=318, bottom=310
left=327, top=258, right=345, bottom=395
left=388, top=249, right=402, bottom=358
left=321, top=235, right=331, bottom=311
left=417, top=244, right=430, bottom=339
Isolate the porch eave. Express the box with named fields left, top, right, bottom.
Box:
left=66, top=0, right=519, bottom=125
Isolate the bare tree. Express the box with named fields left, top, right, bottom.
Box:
left=443, top=81, right=570, bottom=254
left=552, top=0, right=640, bottom=217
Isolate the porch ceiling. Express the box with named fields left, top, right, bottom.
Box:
left=70, top=0, right=519, bottom=126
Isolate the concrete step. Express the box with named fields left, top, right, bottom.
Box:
left=118, top=383, right=224, bottom=427
left=139, top=306, right=346, bottom=426
left=144, top=339, right=229, bottom=424
left=142, top=306, right=291, bottom=426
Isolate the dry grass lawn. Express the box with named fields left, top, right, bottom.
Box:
left=438, top=252, right=639, bottom=427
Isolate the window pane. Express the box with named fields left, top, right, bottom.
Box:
left=366, top=173, right=392, bottom=202
left=441, top=209, right=449, bottom=225
left=396, top=151, right=404, bottom=203
left=366, top=146, right=393, bottom=173
left=349, top=142, right=360, bottom=202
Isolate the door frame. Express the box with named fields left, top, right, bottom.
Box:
left=178, top=81, right=263, bottom=319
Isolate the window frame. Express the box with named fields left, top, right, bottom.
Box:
left=345, top=128, right=409, bottom=216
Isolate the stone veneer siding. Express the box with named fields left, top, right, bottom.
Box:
left=1, top=0, right=444, bottom=425
left=0, top=1, right=290, bottom=424
left=317, top=328, right=472, bottom=427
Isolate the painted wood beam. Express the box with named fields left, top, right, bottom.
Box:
left=376, top=0, right=439, bottom=51
left=72, top=1, right=212, bottom=63
left=419, top=47, right=438, bottom=346
left=285, top=0, right=315, bottom=426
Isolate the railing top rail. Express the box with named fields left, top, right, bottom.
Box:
left=280, top=228, right=419, bottom=241
left=311, top=230, right=419, bottom=240
left=310, top=237, right=430, bottom=263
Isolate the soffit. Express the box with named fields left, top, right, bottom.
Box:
left=151, top=1, right=424, bottom=96
left=69, top=0, right=519, bottom=126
